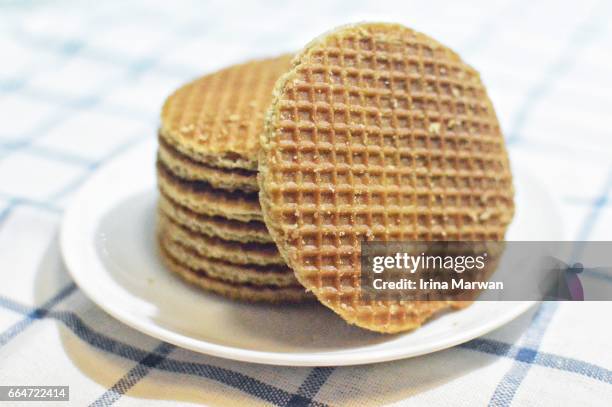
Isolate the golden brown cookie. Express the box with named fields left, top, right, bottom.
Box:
left=159, top=232, right=297, bottom=287
left=158, top=213, right=283, bottom=266
left=258, top=23, right=514, bottom=333
left=158, top=237, right=310, bottom=303
left=157, top=136, right=258, bottom=192
left=160, top=54, right=293, bottom=170
left=157, top=161, right=262, bottom=222
left=158, top=193, right=272, bottom=243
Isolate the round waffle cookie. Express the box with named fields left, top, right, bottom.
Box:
left=158, top=193, right=272, bottom=243
left=160, top=54, right=293, bottom=171
left=157, top=161, right=262, bottom=222
left=158, top=136, right=258, bottom=192
left=159, top=233, right=298, bottom=287
left=258, top=23, right=515, bottom=333
left=159, top=240, right=310, bottom=303
left=159, top=214, right=283, bottom=266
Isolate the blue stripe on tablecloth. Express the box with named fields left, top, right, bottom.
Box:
left=461, top=338, right=612, bottom=384
left=54, top=310, right=299, bottom=405
left=488, top=302, right=559, bottom=406
left=8, top=22, right=188, bottom=80
left=284, top=367, right=335, bottom=406
left=0, top=35, right=83, bottom=94
left=0, top=37, right=162, bottom=153
left=24, top=145, right=97, bottom=168
left=484, top=166, right=611, bottom=404
left=0, top=9, right=217, bottom=149
left=0, top=282, right=76, bottom=346
left=47, top=134, right=150, bottom=202
left=8, top=86, right=154, bottom=123
left=487, top=2, right=609, bottom=403
left=90, top=342, right=176, bottom=407
left=0, top=292, right=609, bottom=406
left=0, top=196, right=63, bottom=220
left=0, top=294, right=323, bottom=406
left=0, top=132, right=148, bottom=217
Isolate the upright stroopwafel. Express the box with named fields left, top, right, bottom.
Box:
left=259, top=23, right=514, bottom=333
left=160, top=54, right=293, bottom=171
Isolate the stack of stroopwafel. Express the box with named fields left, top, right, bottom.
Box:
left=156, top=54, right=311, bottom=303
left=156, top=22, right=515, bottom=332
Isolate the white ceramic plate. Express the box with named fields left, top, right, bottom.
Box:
left=61, top=139, right=563, bottom=366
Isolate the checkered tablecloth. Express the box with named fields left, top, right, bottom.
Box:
left=1, top=0, right=611, bottom=405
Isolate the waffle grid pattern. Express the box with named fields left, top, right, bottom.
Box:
left=263, top=24, right=515, bottom=330
left=161, top=55, right=292, bottom=170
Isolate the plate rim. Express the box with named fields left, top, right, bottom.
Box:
left=60, top=140, right=552, bottom=366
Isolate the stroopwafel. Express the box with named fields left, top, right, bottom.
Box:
left=258, top=23, right=514, bottom=333
left=159, top=236, right=310, bottom=303
left=157, top=161, right=262, bottom=222
left=159, top=214, right=283, bottom=266
left=159, top=232, right=297, bottom=287
left=158, top=193, right=272, bottom=243
left=158, top=136, right=258, bottom=192
left=160, top=54, right=293, bottom=171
